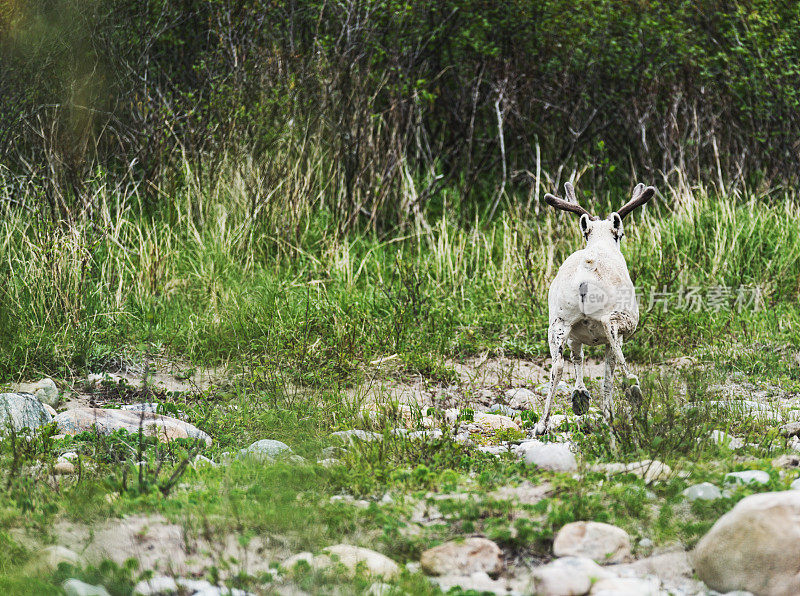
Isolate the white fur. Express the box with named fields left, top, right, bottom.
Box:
left=536, top=186, right=653, bottom=435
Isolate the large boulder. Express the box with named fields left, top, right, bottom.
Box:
left=54, top=408, right=211, bottom=445
left=0, top=393, right=53, bottom=434
left=553, top=521, right=632, bottom=564
left=693, top=491, right=800, bottom=595
left=420, top=537, right=503, bottom=577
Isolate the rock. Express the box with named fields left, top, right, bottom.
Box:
left=780, top=421, right=800, bottom=437
left=192, top=454, right=217, bottom=468
left=133, top=576, right=242, bottom=595
left=772, top=454, right=800, bottom=468
left=54, top=458, right=76, bottom=475
left=536, top=381, right=571, bottom=398
left=43, top=404, right=57, bottom=417
left=487, top=403, right=517, bottom=417
left=791, top=478, right=800, bottom=490
left=477, top=444, right=508, bottom=456
left=12, top=378, right=59, bottom=407
left=406, top=429, right=443, bottom=441
left=723, top=470, right=770, bottom=486
left=283, top=545, right=398, bottom=579
left=505, top=387, right=538, bottom=409
left=282, top=552, right=318, bottom=572
left=121, top=403, right=184, bottom=418
left=520, top=441, right=578, bottom=472
left=0, top=393, right=53, bottom=434
left=432, top=571, right=509, bottom=595
left=704, top=400, right=782, bottom=420
left=637, top=537, right=654, bottom=553
left=553, top=521, right=632, bottom=564
left=470, top=412, right=519, bottom=432
left=693, top=491, right=800, bottom=594
left=239, top=439, right=292, bottom=460
left=366, top=582, right=396, bottom=596
left=133, top=575, right=178, bottom=595
left=613, top=551, right=704, bottom=594
left=54, top=408, right=211, bottom=445
left=85, top=372, right=127, bottom=389
left=330, top=429, right=382, bottom=443
left=709, top=430, right=744, bottom=449
left=420, top=537, right=503, bottom=577
left=322, top=544, right=399, bottom=579
left=63, top=579, right=111, bottom=596
left=590, top=460, right=672, bottom=483
left=590, top=576, right=660, bottom=595
left=682, top=482, right=722, bottom=501
left=490, top=481, right=551, bottom=505
left=317, top=458, right=341, bottom=468
left=33, top=545, right=84, bottom=572
left=530, top=556, right=614, bottom=596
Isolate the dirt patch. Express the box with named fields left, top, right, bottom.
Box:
left=50, top=514, right=286, bottom=579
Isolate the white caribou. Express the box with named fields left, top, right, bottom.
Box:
left=535, top=182, right=656, bottom=434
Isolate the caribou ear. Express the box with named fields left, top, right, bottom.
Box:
left=609, top=212, right=623, bottom=240
left=579, top=213, right=592, bottom=239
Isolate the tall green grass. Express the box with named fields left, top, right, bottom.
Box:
left=1, top=160, right=799, bottom=382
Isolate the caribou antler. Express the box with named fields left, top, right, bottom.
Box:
left=616, top=183, right=656, bottom=219
left=544, top=182, right=598, bottom=220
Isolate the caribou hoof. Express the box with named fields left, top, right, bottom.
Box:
left=625, top=384, right=643, bottom=405
left=571, top=388, right=591, bottom=416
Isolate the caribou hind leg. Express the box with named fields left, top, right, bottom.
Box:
left=569, top=339, right=591, bottom=415
left=535, top=319, right=571, bottom=435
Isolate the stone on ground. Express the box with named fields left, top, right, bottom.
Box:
left=530, top=556, right=614, bottom=595
left=330, top=429, right=382, bottom=443
left=505, top=387, right=538, bottom=409
left=590, top=576, right=660, bottom=595
left=11, top=378, right=60, bottom=407
left=287, top=545, right=399, bottom=579
left=553, top=521, right=632, bottom=564
left=612, top=551, right=704, bottom=594
left=0, top=392, right=53, bottom=434
left=420, top=537, right=503, bottom=577
left=132, top=575, right=178, bottom=595
left=239, top=439, right=292, bottom=460
left=683, top=482, right=722, bottom=501
left=33, top=545, right=85, bottom=572
left=54, top=408, right=211, bottom=445
left=432, top=571, right=509, bottom=595
left=470, top=412, right=519, bottom=431
left=63, top=579, right=111, bottom=596
left=54, top=457, right=76, bottom=475
left=323, top=544, right=399, bottom=578
left=709, top=429, right=744, bottom=449
left=724, top=470, right=770, bottom=486
left=693, top=491, right=800, bottom=595
left=520, top=441, right=577, bottom=472
left=590, top=460, right=672, bottom=483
